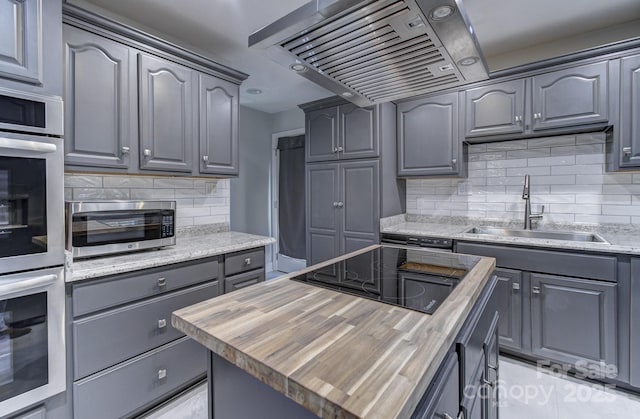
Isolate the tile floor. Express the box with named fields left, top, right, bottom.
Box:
left=146, top=357, right=640, bottom=418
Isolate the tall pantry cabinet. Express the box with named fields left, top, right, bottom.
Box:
left=300, top=97, right=405, bottom=266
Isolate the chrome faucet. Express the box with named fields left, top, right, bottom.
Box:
left=522, top=175, right=544, bottom=230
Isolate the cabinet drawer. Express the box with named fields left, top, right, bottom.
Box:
left=224, top=269, right=265, bottom=294
left=224, top=248, right=264, bottom=276
left=73, top=337, right=206, bottom=419
left=73, top=258, right=219, bottom=316
left=73, top=281, right=218, bottom=380
left=456, top=242, right=616, bottom=282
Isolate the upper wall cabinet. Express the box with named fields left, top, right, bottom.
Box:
left=465, top=79, right=526, bottom=138
left=619, top=53, right=640, bottom=168
left=63, top=25, right=135, bottom=169
left=532, top=61, right=609, bottom=130
left=306, top=104, right=378, bottom=162
left=0, top=0, right=42, bottom=84
left=397, top=92, right=463, bottom=177
left=138, top=53, right=195, bottom=173
left=199, top=74, right=239, bottom=175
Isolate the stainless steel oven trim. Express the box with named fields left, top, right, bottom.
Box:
left=0, top=131, right=64, bottom=275
left=66, top=200, right=177, bottom=259
left=0, top=87, right=64, bottom=137
left=0, top=267, right=65, bottom=417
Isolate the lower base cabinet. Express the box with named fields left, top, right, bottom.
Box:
left=630, top=258, right=640, bottom=388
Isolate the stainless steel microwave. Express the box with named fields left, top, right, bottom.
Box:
left=66, top=201, right=176, bottom=259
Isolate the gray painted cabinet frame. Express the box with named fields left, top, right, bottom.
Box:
left=0, top=0, right=42, bottom=84
left=620, top=54, right=640, bottom=168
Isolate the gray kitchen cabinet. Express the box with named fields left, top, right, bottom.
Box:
left=530, top=273, right=617, bottom=369
left=465, top=79, right=526, bottom=138
left=619, top=53, right=640, bottom=168
left=198, top=73, right=239, bottom=175
left=305, top=101, right=378, bottom=162
left=630, top=258, right=640, bottom=388
left=494, top=268, right=523, bottom=350
left=223, top=247, right=266, bottom=293
left=412, top=352, right=460, bottom=419
left=224, top=269, right=266, bottom=293
left=63, top=25, right=135, bottom=169
left=532, top=61, right=609, bottom=131
left=306, top=160, right=379, bottom=266
left=139, top=52, right=195, bottom=173
left=397, top=92, right=463, bottom=177
left=0, top=0, right=42, bottom=84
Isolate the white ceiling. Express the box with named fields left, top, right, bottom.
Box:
left=81, top=0, right=640, bottom=114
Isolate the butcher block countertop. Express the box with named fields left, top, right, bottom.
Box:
left=172, top=245, right=496, bottom=419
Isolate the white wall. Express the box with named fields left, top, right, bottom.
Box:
left=407, top=133, right=640, bottom=225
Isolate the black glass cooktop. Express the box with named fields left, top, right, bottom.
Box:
left=291, top=245, right=481, bottom=315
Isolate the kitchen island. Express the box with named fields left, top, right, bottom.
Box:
left=172, top=245, right=497, bottom=418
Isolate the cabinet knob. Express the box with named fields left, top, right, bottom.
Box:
left=532, top=286, right=541, bottom=294
left=244, top=257, right=252, bottom=266
left=337, top=146, right=344, bottom=152
left=143, top=148, right=152, bottom=157
left=512, top=282, right=520, bottom=290
left=121, top=146, right=130, bottom=155
left=337, top=201, right=344, bottom=208
left=533, top=112, right=541, bottom=120
left=158, top=369, right=167, bottom=380
left=451, top=159, right=457, bottom=167
left=158, top=318, right=167, bottom=329
left=333, top=147, right=339, bottom=153
left=333, top=202, right=339, bottom=208
left=514, top=115, right=522, bottom=123
left=202, top=155, right=209, bottom=162
left=623, top=147, right=632, bottom=157
left=157, top=277, right=167, bottom=288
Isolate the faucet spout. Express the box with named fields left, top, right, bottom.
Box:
left=522, top=174, right=530, bottom=199
left=522, top=174, right=543, bottom=229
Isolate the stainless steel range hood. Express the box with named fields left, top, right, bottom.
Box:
left=249, top=0, right=488, bottom=106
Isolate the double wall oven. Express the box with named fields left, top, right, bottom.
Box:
left=0, top=86, right=65, bottom=416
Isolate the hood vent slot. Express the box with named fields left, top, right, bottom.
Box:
left=250, top=0, right=488, bottom=106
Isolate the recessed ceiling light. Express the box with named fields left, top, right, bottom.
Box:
left=290, top=63, right=308, bottom=73
left=429, top=5, right=455, bottom=21
left=246, top=88, right=262, bottom=95
left=458, top=56, right=479, bottom=66
left=342, top=92, right=354, bottom=98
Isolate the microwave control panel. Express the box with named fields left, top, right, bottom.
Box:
left=161, top=210, right=175, bottom=238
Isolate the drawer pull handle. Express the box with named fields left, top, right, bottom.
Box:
left=623, top=147, right=632, bottom=156
left=121, top=146, right=130, bottom=155
left=512, top=282, right=520, bottom=290
left=444, top=414, right=454, bottom=419
left=143, top=148, right=152, bottom=157
left=482, top=377, right=496, bottom=387
left=244, top=258, right=252, bottom=266
left=532, top=286, right=541, bottom=294
left=158, top=319, right=167, bottom=329
left=157, top=277, right=167, bottom=288
left=158, top=369, right=167, bottom=380
left=488, top=362, right=499, bottom=371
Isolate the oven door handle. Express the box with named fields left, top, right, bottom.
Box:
left=0, top=274, right=58, bottom=296
left=0, top=137, right=57, bottom=154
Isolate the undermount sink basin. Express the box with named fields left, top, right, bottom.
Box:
left=464, top=226, right=609, bottom=244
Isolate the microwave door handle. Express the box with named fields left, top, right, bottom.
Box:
left=0, top=274, right=58, bottom=296
left=0, top=137, right=57, bottom=154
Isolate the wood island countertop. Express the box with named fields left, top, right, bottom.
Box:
left=172, top=245, right=496, bottom=419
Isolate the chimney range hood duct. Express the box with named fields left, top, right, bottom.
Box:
left=249, top=0, right=488, bottom=106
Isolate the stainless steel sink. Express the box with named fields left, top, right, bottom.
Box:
left=463, top=226, right=609, bottom=244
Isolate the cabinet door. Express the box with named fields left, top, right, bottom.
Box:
left=413, top=352, right=460, bottom=419
left=339, top=104, right=378, bottom=159
left=530, top=273, right=617, bottom=369
left=306, top=107, right=338, bottom=162
left=340, top=159, right=379, bottom=255
left=494, top=268, right=523, bottom=350
left=224, top=269, right=265, bottom=294
left=199, top=73, right=239, bottom=175
left=532, top=61, right=609, bottom=131
left=397, top=92, right=461, bottom=176
left=465, top=79, right=525, bottom=137
left=483, top=313, right=499, bottom=419
left=631, top=258, right=640, bottom=388
left=63, top=26, right=134, bottom=169
left=306, top=163, right=340, bottom=269
left=139, top=53, right=194, bottom=172
left=620, top=54, right=640, bottom=168
left=0, top=0, right=42, bottom=84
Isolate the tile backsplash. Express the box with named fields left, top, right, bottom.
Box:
left=64, top=174, right=230, bottom=228
left=407, top=133, right=640, bottom=225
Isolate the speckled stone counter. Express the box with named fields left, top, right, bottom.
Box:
left=381, top=215, right=640, bottom=255
left=67, top=231, right=275, bottom=282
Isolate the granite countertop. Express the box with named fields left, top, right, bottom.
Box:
left=381, top=215, right=640, bottom=256
left=67, top=231, right=275, bottom=282
left=172, top=245, right=496, bottom=419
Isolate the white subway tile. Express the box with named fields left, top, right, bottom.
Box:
left=103, top=176, right=153, bottom=188
left=506, top=184, right=550, bottom=194
left=486, top=140, right=527, bottom=151
left=505, top=166, right=550, bottom=177
left=174, top=198, right=194, bottom=208
left=528, top=155, right=575, bottom=166
left=507, top=148, right=550, bottom=159
left=468, top=144, right=487, bottom=153
left=485, top=211, right=519, bottom=221
left=416, top=200, right=435, bottom=210
left=551, top=143, right=603, bottom=156
left=576, top=195, right=631, bottom=205
left=575, top=174, right=604, bottom=185
left=479, top=152, right=507, bottom=161
left=130, top=188, right=175, bottom=199
left=175, top=188, right=207, bottom=198
left=474, top=186, right=506, bottom=194
left=154, top=177, right=195, bottom=188
left=468, top=161, right=487, bottom=170
left=548, top=204, right=600, bottom=215
left=194, top=215, right=227, bottom=225
left=575, top=215, right=631, bottom=225
left=193, top=197, right=228, bottom=207
left=469, top=177, right=487, bottom=186
left=603, top=205, right=640, bottom=216
left=634, top=196, right=640, bottom=205
left=576, top=133, right=606, bottom=145
left=603, top=184, right=640, bottom=194
left=528, top=136, right=575, bottom=148
left=73, top=188, right=130, bottom=200
left=537, top=194, right=576, bottom=204
left=487, top=159, right=528, bottom=168
left=487, top=177, right=525, bottom=186
left=177, top=207, right=211, bottom=217
left=550, top=184, right=602, bottom=194
left=451, top=210, right=483, bottom=218
left=533, top=175, right=576, bottom=185
left=435, top=201, right=467, bottom=210
left=603, top=174, right=633, bottom=184
left=422, top=178, right=455, bottom=186
left=575, top=153, right=605, bottom=165
left=633, top=217, right=640, bottom=225
left=543, top=213, right=576, bottom=223
left=550, top=164, right=603, bottom=175
left=634, top=174, right=640, bottom=184
left=435, top=186, right=457, bottom=195
left=486, top=194, right=522, bottom=204
left=452, top=194, right=486, bottom=202
left=469, top=203, right=506, bottom=212
left=64, top=174, right=103, bottom=188
left=175, top=217, right=194, bottom=227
